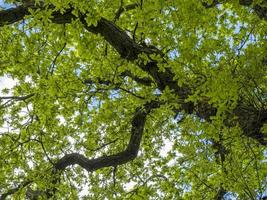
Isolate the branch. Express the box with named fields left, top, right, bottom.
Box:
left=81, top=17, right=147, bottom=60
left=54, top=100, right=160, bottom=172
left=0, top=94, right=34, bottom=100
left=18, top=101, right=160, bottom=199
left=117, top=86, right=145, bottom=99
left=126, top=174, right=168, bottom=197
left=0, top=181, right=32, bottom=200
left=3, top=5, right=267, bottom=145
left=83, top=78, right=112, bottom=86
left=83, top=71, right=152, bottom=88
left=0, top=4, right=34, bottom=26
left=86, top=138, right=119, bottom=152
left=0, top=94, right=34, bottom=108
left=47, top=42, right=67, bottom=77
left=114, top=3, right=140, bottom=22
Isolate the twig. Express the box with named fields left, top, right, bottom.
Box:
left=0, top=93, right=34, bottom=100
left=85, top=138, right=119, bottom=152
left=114, top=3, right=140, bottom=22
left=133, top=22, right=138, bottom=42
left=0, top=181, right=32, bottom=200
left=47, top=42, right=66, bottom=77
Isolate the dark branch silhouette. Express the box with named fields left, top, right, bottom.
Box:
left=54, top=100, right=160, bottom=172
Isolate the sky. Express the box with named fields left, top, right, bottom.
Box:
left=0, top=75, right=17, bottom=96
left=0, top=0, right=12, bottom=9
left=0, top=75, right=17, bottom=132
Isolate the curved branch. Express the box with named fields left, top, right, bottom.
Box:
left=54, top=100, right=160, bottom=172
left=23, top=100, right=160, bottom=198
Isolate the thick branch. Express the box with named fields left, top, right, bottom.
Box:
left=0, top=5, right=30, bottom=26
left=81, top=17, right=147, bottom=60
left=54, top=100, right=160, bottom=171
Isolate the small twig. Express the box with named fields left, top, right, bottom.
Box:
left=0, top=94, right=34, bottom=108
left=86, top=138, right=119, bottom=152
left=126, top=174, right=167, bottom=197
left=236, top=25, right=255, bottom=54
left=0, top=93, right=34, bottom=100
left=112, top=166, right=117, bottom=187
left=133, top=22, right=138, bottom=42
left=104, top=43, right=108, bottom=56
left=37, top=132, right=55, bottom=165
left=117, top=86, right=145, bottom=99
left=114, top=3, right=140, bottom=22
left=47, top=42, right=66, bottom=77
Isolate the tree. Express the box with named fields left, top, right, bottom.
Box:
left=0, top=0, right=266, bottom=199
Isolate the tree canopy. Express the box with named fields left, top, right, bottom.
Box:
left=0, top=0, right=266, bottom=199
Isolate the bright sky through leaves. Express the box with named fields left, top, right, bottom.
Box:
left=0, top=0, right=266, bottom=199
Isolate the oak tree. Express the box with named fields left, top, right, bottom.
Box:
left=0, top=0, right=266, bottom=199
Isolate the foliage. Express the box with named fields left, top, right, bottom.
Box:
left=0, top=0, right=266, bottom=199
